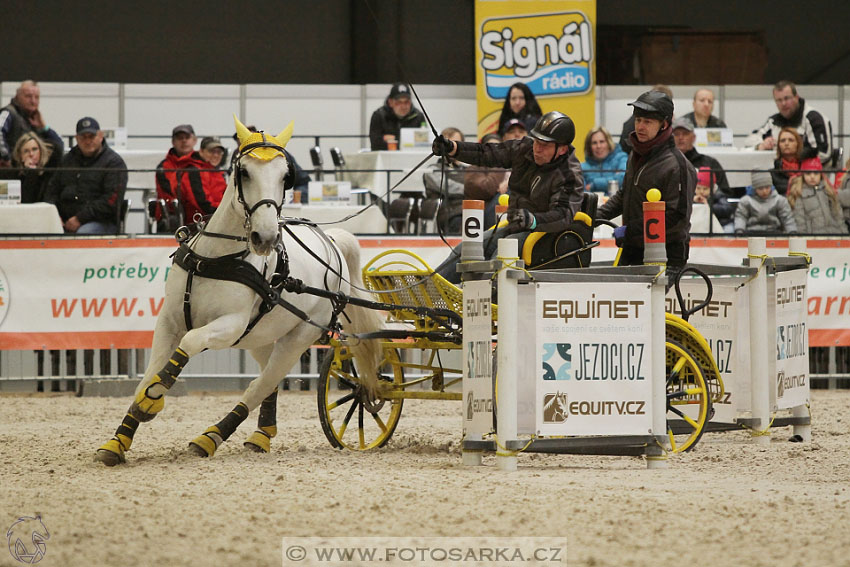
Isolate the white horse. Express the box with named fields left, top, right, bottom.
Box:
left=95, top=116, right=384, bottom=466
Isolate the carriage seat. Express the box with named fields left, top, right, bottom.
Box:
left=521, top=191, right=598, bottom=270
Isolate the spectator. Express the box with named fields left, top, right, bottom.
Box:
left=680, top=88, right=727, bottom=128
left=465, top=133, right=509, bottom=229
left=580, top=126, right=627, bottom=195
left=786, top=158, right=847, bottom=234
left=0, top=80, right=64, bottom=170
left=496, top=83, right=542, bottom=138
left=44, top=117, right=127, bottom=234
left=748, top=80, right=833, bottom=164
left=369, top=83, right=426, bottom=151
left=838, top=159, right=850, bottom=232
left=422, top=127, right=466, bottom=234
left=734, top=169, right=797, bottom=235
left=599, top=90, right=696, bottom=280
left=432, top=111, right=585, bottom=284
left=501, top=118, right=528, bottom=141
left=770, top=127, right=803, bottom=196
left=199, top=136, right=228, bottom=170
left=693, top=166, right=735, bottom=232
left=619, top=84, right=673, bottom=154
left=672, top=117, right=733, bottom=198
left=155, top=124, right=226, bottom=228
left=12, top=132, right=55, bottom=203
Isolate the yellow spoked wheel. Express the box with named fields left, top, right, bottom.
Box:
left=317, top=343, right=404, bottom=450
left=666, top=339, right=712, bottom=453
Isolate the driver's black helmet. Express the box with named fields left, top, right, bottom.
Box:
left=529, top=111, right=575, bottom=145
left=628, top=90, right=674, bottom=122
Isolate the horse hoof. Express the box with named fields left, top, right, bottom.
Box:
left=244, top=431, right=271, bottom=453
left=188, top=429, right=219, bottom=458
left=95, top=439, right=126, bottom=466
left=187, top=442, right=211, bottom=458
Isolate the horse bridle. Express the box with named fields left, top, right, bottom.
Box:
left=231, top=132, right=296, bottom=223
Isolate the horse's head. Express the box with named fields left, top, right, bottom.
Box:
left=231, top=115, right=295, bottom=256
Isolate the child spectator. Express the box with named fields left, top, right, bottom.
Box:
left=580, top=126, right=627, bottom=196
left=734, top=169, right=797, bottom=235
left=693, top=166, right=735, bottom=232
left=786, top=158, right=848, bottom=234
left=838, top=162, right=850, bottom=232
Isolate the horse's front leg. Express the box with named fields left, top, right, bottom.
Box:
left=95, top=314, right=247, bottom=466
left=244, top=389, right=278, bottom=453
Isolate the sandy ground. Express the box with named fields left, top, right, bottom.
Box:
left=1, top=389, right=848, bottom=567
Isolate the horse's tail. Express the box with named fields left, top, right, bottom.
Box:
left=327, top=228, right=385, bottom=396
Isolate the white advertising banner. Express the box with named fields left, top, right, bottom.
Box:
left=774, top=270, right=809, bottom=410
left=665, top=280, right=746, bottom=423
left=462, top=279, right=494, bottom=436
left=534, top=281, right=653, bottom=436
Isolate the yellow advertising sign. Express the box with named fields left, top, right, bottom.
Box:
left=475, top=0, right=596, bottom=160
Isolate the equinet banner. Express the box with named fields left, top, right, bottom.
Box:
left=475, top=0, right=596, bottom=159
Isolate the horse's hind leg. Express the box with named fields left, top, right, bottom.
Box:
left=242, top=345, right=278, bottom=453
left=244, top=389, right=278, bottom=453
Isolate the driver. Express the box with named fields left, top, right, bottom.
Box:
left=596, top=90, right=696, bottom=278
left=431, top=111, right=585, bottom=283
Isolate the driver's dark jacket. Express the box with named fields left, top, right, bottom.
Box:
left=452, top=137, right=584, bottom=233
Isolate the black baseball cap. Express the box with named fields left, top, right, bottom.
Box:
left=504, top=118, right=527, bottom=132
left=389, top=83, right=411, bottom=100
left=201, top=136, right=225, bottom=150
left=76, top=117, right=100, bottom=135
left=172, top=124, right=195, bottom=137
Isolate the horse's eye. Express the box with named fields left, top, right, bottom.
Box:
left=240, top=168, right=250, bottom=180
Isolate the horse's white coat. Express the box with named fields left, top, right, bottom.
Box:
left=136, top=153, right=383, bottom=418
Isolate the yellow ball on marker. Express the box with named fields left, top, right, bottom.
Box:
left=646, top=188, right=662, bottom=202
left=498, top=193, right=509, bottom=206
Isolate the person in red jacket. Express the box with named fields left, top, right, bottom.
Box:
left=154, top=124, right=226, bottom=230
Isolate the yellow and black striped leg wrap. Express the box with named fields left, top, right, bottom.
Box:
left=189, top=402, right=249, bottom=457
left=245, top=390, right=278, bottom=453
left=95, top=413, right=139, bottom=466
left=130, top=348, right=189, bottom=422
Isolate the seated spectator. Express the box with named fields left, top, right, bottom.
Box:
left=369, top=83, right=426, bottom=151
left=734, top=169, right=796, bottom=235
left=497, top=83, right=542, bottom=138
left=229, top=125, right=310, bottom=202
left=422, top=127, right=466, bottom=234
left=580, top=126, right=627, bottom=195
left=199, top=136, right=228, bottom=170
left=693, top=167, right=735, bottom=232
left=770, top=127, right=803, bottom=196
left=44, top=117, right=127, bottom=234
left=501, top=118, right=528, bottom=141
left=619, top=84, right=672, bottom=154
left=837, top=159, right=850, bottom=232
left=747, top=80, right=833, bottom=164
left=12, top=132, right=55, bottom=203
left=787, top=158, right=848, bottom=234
left=155, top=124, right=226, bottom=229
left=0, top=80, right=64, bottom=171
left=680, top=88, right=727, bottom=128
left=672, top=117, right=733, bottom=198
left=465, top=133, right=509, bottom=229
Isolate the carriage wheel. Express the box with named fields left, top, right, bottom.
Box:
left=317, top=343, right=404, bottom=450
left=666, top=339, right=711, bottom=453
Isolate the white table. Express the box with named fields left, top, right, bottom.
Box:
left=340, top=150, right=435, bottom=198
left=0, top=203, right=64, bottom=234
left=281, top=204, right=390, bottom=234
left=700, top=148, right=775, bottom=188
